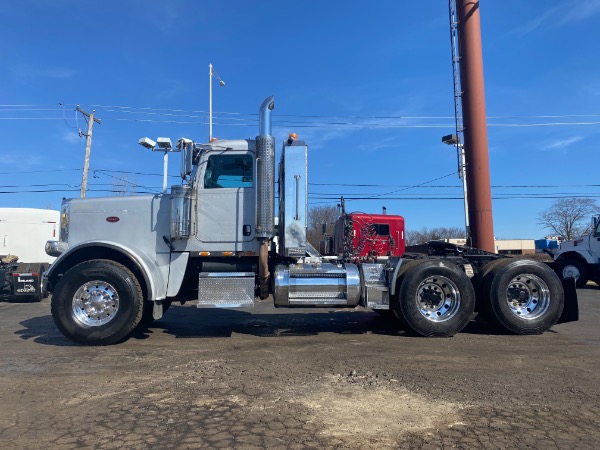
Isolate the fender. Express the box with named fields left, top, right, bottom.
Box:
left=555, top=250, right=598, bottom=265
left=387, top=257, right=405, bottom=297
left=47, top=241, right=171, bottom=300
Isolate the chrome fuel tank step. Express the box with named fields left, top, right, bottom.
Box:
left=273, top=262, right=360, bottom=307
left=197, top=272, right=255, bottom=307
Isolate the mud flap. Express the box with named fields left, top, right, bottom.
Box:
left=557, top=277, right=578, bottom=324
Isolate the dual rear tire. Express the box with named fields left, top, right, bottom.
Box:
left=391, top=258, right=565, bottom=337
left=391, top=260, right=475, bottom=337
left=475, top=259, right=564, bottom=334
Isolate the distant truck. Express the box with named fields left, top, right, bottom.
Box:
left=0, top=208, right=59, bottom=301
left=320, top=206, right=405, bottom=261
left=553, top=214, right=600, bottom=287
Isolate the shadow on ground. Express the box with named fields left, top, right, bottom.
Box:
left=16, top=304, right=533, bottom=346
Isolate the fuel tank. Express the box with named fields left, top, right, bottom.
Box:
left=273, top=262, right=361, bottom=307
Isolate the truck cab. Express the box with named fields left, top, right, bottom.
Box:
left=333, top=212, right=405, bottom=260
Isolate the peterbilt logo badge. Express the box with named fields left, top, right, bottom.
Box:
left=106, top=216, right=120, bottom=223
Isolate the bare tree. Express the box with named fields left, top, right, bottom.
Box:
left=538, top=198, right=599, bottom=240
left=307, top=205, right=339, bottom=248
left=405, top=227, right=465, bottom=246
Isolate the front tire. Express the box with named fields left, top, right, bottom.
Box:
left=392, top=259, right=476, bottom=337
left=51, top=259, right=144, bottom=345
left=480, top=259, right=564, bottom=334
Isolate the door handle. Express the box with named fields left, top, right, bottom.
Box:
left=294, top=175, right=301, bottom=220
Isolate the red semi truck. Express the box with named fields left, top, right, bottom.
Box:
left=320, top=209, right=405, bottom=261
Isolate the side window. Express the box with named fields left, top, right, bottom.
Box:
left=203, top=154, right=253, bottom=189
left=373, top=224, right=390, bottom=236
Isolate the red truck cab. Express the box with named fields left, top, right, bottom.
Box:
left=320, top=213, right=405, bottom=261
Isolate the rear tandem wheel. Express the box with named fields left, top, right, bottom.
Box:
left=478, top=259, right=564, bottom=334
left=392, top=259, right=476, bottom=337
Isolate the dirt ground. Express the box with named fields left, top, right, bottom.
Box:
left=1, top=287, right=599, bottom=449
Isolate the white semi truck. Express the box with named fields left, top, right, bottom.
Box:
left=1, top=208, right=59, bottom=301
left=553, top=214, right=600, bottom=287
left=44, top=97, right=578, bottom=345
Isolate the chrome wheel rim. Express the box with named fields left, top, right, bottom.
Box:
left=505, top=274, right=550, bottom=320
left=416, top=275, right=461, bottom=322
left=72, top=281, right=120, bottom=327
left=561, top=264, right=580, bottom=281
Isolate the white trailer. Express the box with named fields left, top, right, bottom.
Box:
left=0, top=208, right=59, bottom=301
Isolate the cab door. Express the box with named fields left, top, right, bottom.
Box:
left=195, top=151, right=256, bottom=251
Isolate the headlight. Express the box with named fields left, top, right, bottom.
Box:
left=60, top=200, right=71, bottom=242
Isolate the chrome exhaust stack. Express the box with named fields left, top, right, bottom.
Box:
left=256, top=96, right=275, bottom=238
left=256, top=96, right=275, bottom=298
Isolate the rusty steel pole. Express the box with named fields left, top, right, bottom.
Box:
left=457, top=0, right=495, bottom=252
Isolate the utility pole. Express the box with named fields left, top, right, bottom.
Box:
left=76, top=105, right=102, bottom=198
left=208, top=63, right=226, bottom=141
left=456, top=0, right=495, bottom=253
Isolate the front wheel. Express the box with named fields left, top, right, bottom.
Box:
left=392, top=259, right=476, bottom=337
left=480, top=259, right=564, bottom=334
left=51, top=259, right=144, bottom=345
left=557, top=258, right=589, bottom=288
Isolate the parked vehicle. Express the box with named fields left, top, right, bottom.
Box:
left=0, top=208, right=59, bottom=301
left=553, top=215, right=600, bottom=287
left=44, top=97, right=577, bottom=345
left=320, top=207, right=405, bottom=261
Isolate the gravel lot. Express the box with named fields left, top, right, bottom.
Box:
left=1, top=287, right=599, bottom=449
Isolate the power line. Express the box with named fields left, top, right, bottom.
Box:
left=2, top=105, right=600, bottom=128
left=0, top=188, right=155, bottom=194
left=0, top=183, right=80, bottom=188
left=1, top=186, right=598, bottom=199
left=3, top=103, right=599, bottom=120
left=0, top=168, right=81, bottom=175
left=308, top=194, right=600, bottom=204
left=309, top=182, right=600, bottom=188
left=0, top=117, right=595, bottom=128
left=362, top=171, right=459, bottom=199
left=94, top=169, right=180, bottom=178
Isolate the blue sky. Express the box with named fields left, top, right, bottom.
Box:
left=1, top=0, right=599, bottom=239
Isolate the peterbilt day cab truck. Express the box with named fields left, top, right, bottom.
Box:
left=0, top=208, right=59, bottom=301
left=44, top=97, right=578, bottom=345
left=319, top=209, right=405, bottom=261
left=553, top=214, right=600, bottom=287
